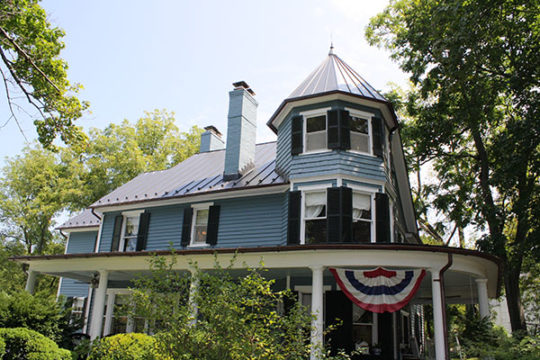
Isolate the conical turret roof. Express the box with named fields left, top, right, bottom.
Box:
left=287, top=47, right=386, bottom=101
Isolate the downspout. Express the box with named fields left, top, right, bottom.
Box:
left=91, top=208, right=102, bottom=221
left=439, top=253, right=453, bottom=360
left=59, top=229, right=67, bottom=240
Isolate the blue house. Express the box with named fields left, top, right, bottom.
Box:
left=17, top=48, right=500, bottom=360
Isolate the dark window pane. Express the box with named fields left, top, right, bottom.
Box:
left=306, top=115, right=326, bottom=132
left=305, top=219, right=327, bottom=244
left=352, top=220, right=371, bottom=243
left=351, top=116, right=368, bottom=134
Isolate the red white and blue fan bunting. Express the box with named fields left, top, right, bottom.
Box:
left=330, top=267, right=426, bottom=313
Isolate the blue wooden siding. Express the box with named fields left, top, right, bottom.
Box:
left=59, top=230, right=97, bottom=298
left=216, top=193, right=286, bottom=247
left=98, top=211, right=121, bottom=252
left=290, top=151, right=385, bottom=181
left=146, top=205, right=183, bottom=250
left=59, top=278, right=89, bottom=298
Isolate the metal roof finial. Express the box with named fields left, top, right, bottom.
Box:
left=329, top=38, right=334, bottom=55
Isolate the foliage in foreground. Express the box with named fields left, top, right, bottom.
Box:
left=87, top=333, right=162, bottom=360
left=0, top=291, right=81, bottom=347
left=128, top=254, right=351, bottom=360
left=0, top=327, right=71, bottom=360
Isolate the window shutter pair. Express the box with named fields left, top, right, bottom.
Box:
left=327, top=187, right=352, bottom=243
left=287, top=189, right=391, bottom=244
left=327, top=109, right=351, bottom=150
left=181, top=205, right=220, bottom=247
left=110, top=212, right=151, bottom=252
left=287, top=187, right=352, bottom=245
left=290, top=110, right=351, bottom=156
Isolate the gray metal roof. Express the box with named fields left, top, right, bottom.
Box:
left=92, top=142, right=285, bottom=208
left=58, top=209, right=100, bottom=230
left=287, top=47, right=386, bottom=101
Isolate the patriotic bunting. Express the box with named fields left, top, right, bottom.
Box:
left=330, top=267, right=426, bottom=313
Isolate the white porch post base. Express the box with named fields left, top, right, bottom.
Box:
left=475, top=278, right=489, bottom=319
left=310, top=265, right=324, bottom=360
left=431, top=269, right=447, bottom=360
left=25, top=270, right=37, bottom=294
left=89, top=270, right=109, bottom=340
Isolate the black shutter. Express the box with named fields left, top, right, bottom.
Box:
left=327, top=109, right=340, bottom=150
left=341, top=186, right=352, bottom=242
left=206, top=205, right=220, bottom=245
left=339, top=109, right=351, bottom=150
left=375, top=193, right=391, bottom=243
left=110, top=215, right=123, bottom=251
left=327, top=188, right=341, bottom=243
left=325, top=291, right=353, bottom=354
left=291, top=115, right=303, bottom=155
left=287, top=191, right=301, bottom=245
left=327, top=187, right=352, bottom=243
left=372, top=116, right=385, bottom=158
left=181, top=207, right=193, bottom=247
left=136, top=212, right=151, bottom=251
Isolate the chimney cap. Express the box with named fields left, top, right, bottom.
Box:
left=204, top=125, right=222, bottom=137
left=232, top=81, right=256, bottom=96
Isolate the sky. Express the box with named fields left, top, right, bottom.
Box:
left=0, top=0, right=409, bottom=163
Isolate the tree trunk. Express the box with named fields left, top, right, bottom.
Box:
left=504, top=264, right=527, bottom=335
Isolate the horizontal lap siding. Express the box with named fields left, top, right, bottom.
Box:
left=98, top=212, right=121, bottom=252
left=217, top=194, right=285, bottom=247
left=276, top=114, right=292, bottom=178
left=146, top=205, right=183, bottom=250
left=59, top=278, right=89, bottom=298
left=290, top=151, right=385, bottom=181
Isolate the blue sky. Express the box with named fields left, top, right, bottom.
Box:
left=0, top=0, right=408, bottom=162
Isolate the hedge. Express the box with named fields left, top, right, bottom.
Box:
left=0, top=327, right=71, bottom=360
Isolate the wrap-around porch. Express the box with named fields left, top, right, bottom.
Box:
left=17, top=244, right=500, bottom=360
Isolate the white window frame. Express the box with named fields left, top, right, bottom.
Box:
left=189, top=202, right=213, bottom=247
left=298, top=185, right=328, bottom=245
left=103, top=288, right=133, bottom=336
left=119, top=210, right=144, bottom=252
left=349, top=186, right=376, bottom=243
left=352, top=304, right=379, bottom=345
left=301, top=107, right=331, bottom=155
left=346, top=108, right=374, bottom=156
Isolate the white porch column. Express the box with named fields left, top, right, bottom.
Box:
left=25, top=270, right=37, bottom=294
left=310, top=265, right=324, bottom=360
left=188, top=268, right=199, bottom=325
left=475, top=278, right=489, bottom=319
left=90, top=270, right=109, bottom=340
left=430, top=269, right=447, bottom=360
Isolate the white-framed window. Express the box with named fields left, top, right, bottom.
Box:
left=103, top=289, right=147, bottom=337
left=346, top=108, right=373, bottom=155
left=352, top=304, right=378, bottom=347
left=302, top=108, right=331, bottom=154
left=302, top=190, right=327, bottom=244
left=352, top=191, right=375, bottom=243
left=190, top=203, right=212, bottom=246
left=119, top=210, right=143, bottom=252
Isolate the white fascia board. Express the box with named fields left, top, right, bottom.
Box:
left=61, top=226, right=100, bottom=233
left=272, top=93, right=395, bottom=131
left=291, top=174, right=385, bottom=188
left=93, top=185, right=289, bottom=213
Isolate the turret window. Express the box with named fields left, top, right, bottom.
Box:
left=352, top=192, right=373, bottom=243
left=350, top=115, right=371, bottom=154
left=304, top=191, right=327, bottom=244
left=305, top=114, right=327, bottom=152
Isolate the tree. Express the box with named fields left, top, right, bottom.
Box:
left=65, top=109, right=203, bottom=208
left=366, top=0, right=539, bottom=334
left=0, top=144, right=78, bottom=255
left=0, top=0, right=88, bottom=147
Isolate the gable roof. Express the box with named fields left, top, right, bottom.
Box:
left=91, top=142, right=285, bottom=209
left=287, top=48, right=386, bottom=102
left=58, top=209, right=100, bottom=230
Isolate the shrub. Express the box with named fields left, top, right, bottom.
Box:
left=0, top=336, right=5, bottom=357
left=0, top=327, right=71, bottom=360
left=87, top=333, right=161, bottom=360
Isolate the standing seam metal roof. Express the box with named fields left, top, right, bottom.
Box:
left=91, top=142, right=285, bottom=208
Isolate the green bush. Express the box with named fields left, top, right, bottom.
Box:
left=88, top=333, right=162, bottom=360
left=0, top=336, right=5, bottom=357
left=0, top=327, right=71, bottom=360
